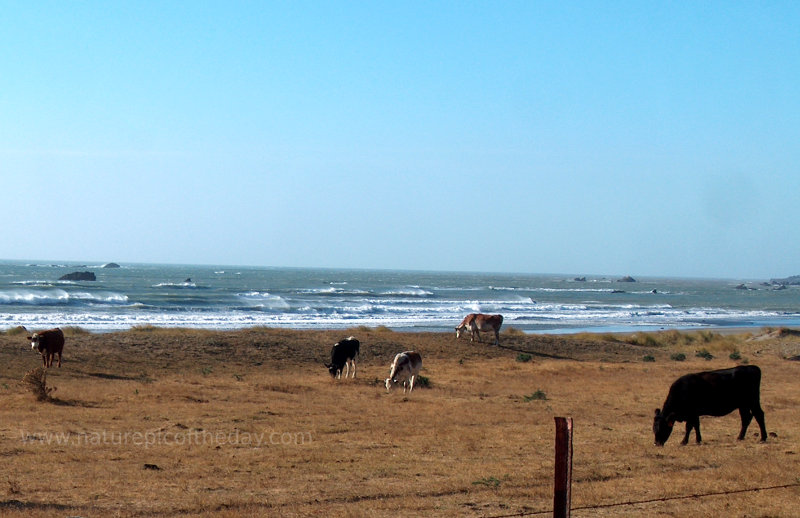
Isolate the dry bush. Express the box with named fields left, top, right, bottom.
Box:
left=21, top=367, right=55, bottom=401
left=502, top=327, right=527, bottom=337
left=2, top=325, right=29, bottom=337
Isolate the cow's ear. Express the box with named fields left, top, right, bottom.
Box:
left=654, top=408, right=661, bottom=417
left=26, top=336, right=32, bottom=340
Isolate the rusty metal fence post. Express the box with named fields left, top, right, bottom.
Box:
left=554, top=417, right=573, bottom=518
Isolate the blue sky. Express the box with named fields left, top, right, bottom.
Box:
left=2, top=2, right=798, bottom=279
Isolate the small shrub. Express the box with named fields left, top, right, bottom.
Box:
left=472, top=475, right=509, bottom=488
left=523, top=390, right=547, bottom=402
left=130, top=325, right=161, bottom=333
left=516, top=353, right=532, bottom=363
left=4, top=326, right=28, bottom=336
left=670, top=353, right=686, bottom=362
left=696, top=349, right=714, bottom=360
left=201, top=366, right=213, bottom=376
left=642, top=355, right=656, bottom=362
left=415, top=375, right=431, bottom=388
left=729, top=350, right=742, bottom=360
left=61, top=326, right=90, bottom=336
left=21, top=367, right=55, bottom=402
left=627, top=334, right=660, bottom=347
left=697, top=330, right=718, bottom=343
left=503, top=327, right=526, bottom=337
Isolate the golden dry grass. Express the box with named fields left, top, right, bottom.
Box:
left=0, top=327, right=798, bottom=516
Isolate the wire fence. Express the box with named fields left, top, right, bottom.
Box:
left=486, top=481, right=800, bottom=518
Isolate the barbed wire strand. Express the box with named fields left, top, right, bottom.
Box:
left=485, top=481, right=800, bottom=518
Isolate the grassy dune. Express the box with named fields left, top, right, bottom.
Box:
left=1, top=326, right=799, bottom=516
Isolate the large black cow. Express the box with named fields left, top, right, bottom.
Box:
left=653, top=365, right=767, bottom=446
left=325, top=337, right=360, bottom=379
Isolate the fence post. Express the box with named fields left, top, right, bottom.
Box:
left=554, top=417, right=573, bottom=518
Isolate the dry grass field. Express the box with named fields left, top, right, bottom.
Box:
left=1, top=326, right=799, bottom=517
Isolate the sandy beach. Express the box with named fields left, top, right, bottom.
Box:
left=1, top=326, right=799, bottom=516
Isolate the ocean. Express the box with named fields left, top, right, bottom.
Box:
left=1, top=260, right=799, bottom=334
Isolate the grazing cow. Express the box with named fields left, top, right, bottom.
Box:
left=27, top=328, right=65, bottom=368
left=385, top=351, right=422, bottom=393
left=325, top=337, right=360, bottom=379
left=455, top=313, right=503, bottom=345
left=653, top=365, right=767, bottom=446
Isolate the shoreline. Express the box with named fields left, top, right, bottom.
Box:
left=5, top=321, right=798, bottom=338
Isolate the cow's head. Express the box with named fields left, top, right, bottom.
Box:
left=325, top=362, right=340, bottom=378
left=385, top=377, right=397, bottom=392
left=653, top=408, right=675, bottom=446
left=455, top=326, right=464, bottom=339
left=28, top=333, right=41, bottom=351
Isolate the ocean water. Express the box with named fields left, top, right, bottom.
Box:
left=1, top=260, right=799, bottom=334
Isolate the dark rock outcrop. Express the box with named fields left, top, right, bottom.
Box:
left=59, top=271, right=96, bottom=281
left=102, top=262, right=121, bottom=268
left=617, top=276, right=636, bottom=283
left=770, top=275, right=800, bottom=286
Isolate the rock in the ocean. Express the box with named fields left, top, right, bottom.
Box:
left=59, top=271, right=96, bottom=281
left=617, top=276, right=636, bottom=283
left=770, top=275, right=800, bottom=285
left=102, top=262, right=121, bottom=268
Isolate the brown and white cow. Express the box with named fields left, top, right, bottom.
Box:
left=385, top=351, right=422, bottom=393
left=27, top=328, right=65, bottom=368
left=455, top=313, right=503, bottom=345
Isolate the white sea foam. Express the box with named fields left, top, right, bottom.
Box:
left=237, top=292, right=290, bottom=309
left=152, top=282, right=198, bottom=288
left=0, top=289, right=129, bottom=306
left=381, top=288, right=434, bottom=297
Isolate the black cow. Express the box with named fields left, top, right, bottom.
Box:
left=325, top=337, right=360, bottom=379
left=653, top=365, right=767, bottom=446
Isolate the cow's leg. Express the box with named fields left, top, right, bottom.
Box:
left=691, top=416, right=702, bottom=443
left=752, top=405, right=767, bottom=442
left=738, top=407, right=753, bottom=440
left=681, top=417, right=700, bottom=445
left=409, top=375, right=415, bottom=392
left=351, top=359, right=356, bottom=378
left=41, top=354, right=47, bottom=368
left=57, top=351, right=62, bottom=368
left=494, top=329, right=500, bottom=346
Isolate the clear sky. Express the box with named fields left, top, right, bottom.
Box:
left=2, top=2, right=798, bottom=279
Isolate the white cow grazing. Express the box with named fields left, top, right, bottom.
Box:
left=385, top=351, right=422, bottom=393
